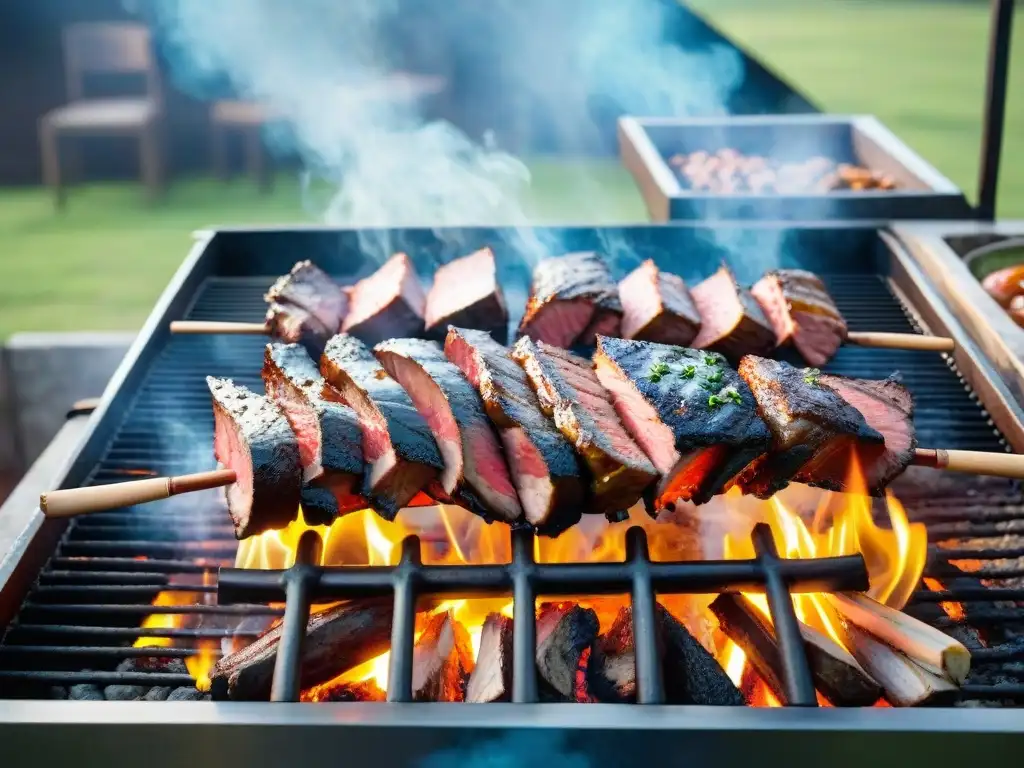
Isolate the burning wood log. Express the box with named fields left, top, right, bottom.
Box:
left=302, top=678, right=386, bottom=703
left=589, top=605, right=744, bottom=705
left=828, top=592, right=971, bottom=685
left=209, top=599, right=392, bottom=701
left=465, top=613, right=513, bottom=703
left=840, top=623, right=957, bottom=707
left=412, top=610, right=474, bottom=702
left=535, top=603, right=599, bottom=701
left=710, top=593, right=882, bottom=707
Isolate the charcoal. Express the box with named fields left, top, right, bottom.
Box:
left=69, top=683, right=104, bottom=701
left=465, top=613, right=513, bottom=703
left=48, top=686, right=68, bottom=700
left=167, top=687, right=206, bottom=701
left=412, top=610, right=475, bottom=702
left=103, top=684, right=147, bottom=701
left=535, top=603, right=599, bottom=701
left=142, top=686, right=173, bottom=701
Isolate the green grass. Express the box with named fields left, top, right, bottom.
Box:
left=2, top=0, right=1020, bottom=339
left=688, top=0, right=1024, bottom=213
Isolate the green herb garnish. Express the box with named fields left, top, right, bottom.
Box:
left=677, top=364, right=697, bottom=379
left=708, top=386, right=742, bottom=408
left=703, top=354, right=721, bottom=366
left=647, top=361, right=671, bottom=382
left=708, top=394, right=724, bottom=408
left=723, top=386, right=742, bottom=404
left=803, top=367, right=822, bottom=386
left=706, top=368, right=723, bottom=384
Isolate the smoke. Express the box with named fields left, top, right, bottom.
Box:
left=136, top=0, right=745, bottom=263
left=417, top=730, right=593, bottom=768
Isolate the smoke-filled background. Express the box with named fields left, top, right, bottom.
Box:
left=135, top=0, right=745, bottom=234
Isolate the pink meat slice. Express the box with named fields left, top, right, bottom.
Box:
left=751, top=270, right=847, bottom=367
left=343, top=253, right=427, bottom=345
left=619, top=260, right=701, bottom=346
left=691, top=265, right=775, bottom=361
left=424, top=247, right=509, bottom=342
left=375, top=337, right=522, bottom=523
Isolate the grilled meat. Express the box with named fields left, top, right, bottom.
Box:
left=445, top=327, right=585, bottom=534
left=797, top=372, right=916, bottom=495
left=424, top=247, right=509, bottom=343
left=375, top=337, right=523, bottom=524
left=262, top=343, right=365, bottom=525
left=319, top=334, right=443, bottom=519
left=264, top=301, right=333, bottom=358
left=691, top=265, right=776, bottom=361
left=265, top=260, right=348, bottom=334
left=518, top=252, right=620, bottom=348
left=752, top=269, right=847, bottom=367
left=619, top=259, right=701, bottom=346
left=343, top=253, right=427, bottom=345
left=511, top=337, right=658, bottom=515
left=593, top=337, right=771, bottom=509
left=207, top=376, right=301, bottom=538
left=736, top=356, right=883, bottom=498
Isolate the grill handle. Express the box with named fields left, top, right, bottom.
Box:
left=169, top=321, right=269, bottom=335
left=913, top=449, right=1024, bottom=479
left=846, top=332, right=954, bottom=353
left=39, top=469, right=237, bottom=518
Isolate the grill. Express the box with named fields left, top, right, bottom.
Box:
left=1, top=224, right=1023, bottom=764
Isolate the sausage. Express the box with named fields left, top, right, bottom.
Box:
left=981, top=264, right=1024, bottom=308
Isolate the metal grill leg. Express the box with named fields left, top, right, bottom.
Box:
left=752, top=523, right=817, bottom=707
left=627, top=527, right=664, bottom=705
left=386, top=536, right=420, bottom=703
left=269, top=531, right=322, bottom=703
left=510, top=527, right=537, bottom=703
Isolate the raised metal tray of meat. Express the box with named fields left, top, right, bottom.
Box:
left=619, top=115, right=972, bottom=222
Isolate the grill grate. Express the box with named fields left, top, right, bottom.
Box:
left=2, top=272, right=1023, bottom=704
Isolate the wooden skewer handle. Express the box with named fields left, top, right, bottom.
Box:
left=846, top=332, right=954, bottom=353
left=169, top=321, right=269, bottom=335
left=913, top=449, right=1024, bottom=479
left=40, top=469, right=237, bottom=518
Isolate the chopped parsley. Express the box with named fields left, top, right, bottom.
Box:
left=708, top=386, right=742, bottom=408
left=706, top=368, right=723, bottom=384
left=675, top=364, right=697, bottom=379
left=703, top=354, right=722, bottom=366
left=803, top=367, right=822, bottom=386
left=647, top=361, right=671, bottom=382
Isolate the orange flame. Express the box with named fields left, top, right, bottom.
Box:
left=719, top=453, right=927, bottom=705
left=133, top=591, right=199, bottom=649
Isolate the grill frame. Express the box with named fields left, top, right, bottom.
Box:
left=1, top=223, right=1024, bottom=752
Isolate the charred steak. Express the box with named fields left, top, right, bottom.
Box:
left=264, top=260, right=348, bottom=334
left=736, top=356, right=883, bottom=498
left=518, top=252, right=620, bottom=348
left=690, top=264, right=776, bottom=361
left=343, top=253, right=427, bottom=345
left=207, top=376, right=301, bottom=538
left=445, top=327, right=585, bottom=534
left=752, top=269, right=847, bottom=367
left=619, top=259, right=702, bottom=346
left=424, top=247, right=509, bottom=343
left=320, top=334, right=443, bottom=519
left=374, top=337, right=523, bottom=524
left=264, top=302, right=333, bottom=359
left=262, top=343, right=365, bottom=525
left=798, top=372, right=916, bottom=495
left=512, top=337, right=658, bottom=515
left=593, top=337, right=771, bottom=509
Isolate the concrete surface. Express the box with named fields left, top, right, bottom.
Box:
left=0, top=332, right=135, bottom=491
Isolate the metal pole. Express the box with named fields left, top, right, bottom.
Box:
left=977, top=0, right=1016, bottom=221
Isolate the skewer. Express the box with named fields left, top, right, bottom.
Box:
left=170, top=321, right=270, bottom=335
left=845, top=332, right=954, bottom=353
left=39, top=469, right=237, bottom=518
left=38, top=446, right=1024, bottom=520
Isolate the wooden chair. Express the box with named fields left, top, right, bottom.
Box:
left=209, top=100, right=275, bottom=193
left=39, top=23, right=164, bottom=209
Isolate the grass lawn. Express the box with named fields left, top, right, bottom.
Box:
left=1, top=0, right=1020, bottom=340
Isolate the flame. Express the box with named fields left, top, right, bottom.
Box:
left=133, top=591, right=199, bottom=649
left=185, top=570, right=218, bottom=691
left=718, top=453, right=927, bottom=704
left=922, top=577, right=966, bottom=622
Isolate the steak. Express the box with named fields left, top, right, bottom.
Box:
left=207, top=376, right=301, bottom=538
left=592, top=336, right=771, bottom=509
left=518, top=252, right=620, bottom=348
left=619, top=259, right=702, bottom=346
left=342, top=253, right=427, bottom=345
left=264, top=302, right=333, bottom=358
left=511, top=337, right=658, bottom=515
left=424, top=247, right=508, bottom=343
left=690, top=265, right=776, bottom=361
left=262, top=343, right=365, bottom=525
left=444, top=327, right=585, bottom=534
left=752, top=269, right=847, bottom=367
left=797, top=373, right=916, bottom=495
left=736, top=356, right=884, bottom=498
left=319, top=334, right=443, bottom=519
left=374, top=337, right=523, bottom=524
left=264, top=260, right=347, bottom=334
